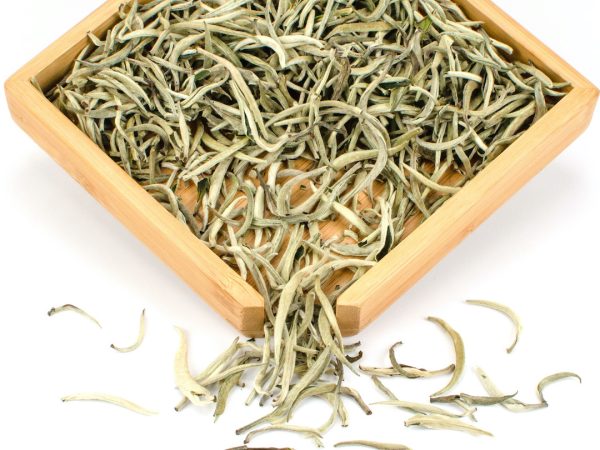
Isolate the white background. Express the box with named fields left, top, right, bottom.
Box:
left=1, top=1, right=599, bottom=449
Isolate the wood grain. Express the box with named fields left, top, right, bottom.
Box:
left=4, top=0, right=598, bottom=336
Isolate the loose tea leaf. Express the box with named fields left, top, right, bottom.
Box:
left=475, top=367, right=548, bottom=412
left=405, top=414, right=493, bottom=437
left=226, top=447, right=293, bottom=450
left=61, top=393, right=157, bottom=416
left=371, top=376, right=399, bottom=401
left=214, top=370, right=244, bottom=421
left=466, top=300, right=522, bottom=353
left=373, top=400, right=466, bottom=418
left=537, top=372, right=582, bottom=405
left=341, top=386, right=373, bottom=416
left=243, top=425, right=324, bottom=447
left=48, top=304, right=102, bottom=328
left=427, top=317, right=465, bottom=397
left=361, top=364, right=455, bottom=378
left=334, top=441, right=412, bottom=450
left=431, top=392, right=518, bottom=406
left=111, top=309, right=146, bottom=353
left=174, top=327, right=215, bottom=406
left=387, top=341, right=456, bottom=379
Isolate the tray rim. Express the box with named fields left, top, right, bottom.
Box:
left=337, top=0, right=599, bottom=333
left=5, top=0, right=598, bottom=336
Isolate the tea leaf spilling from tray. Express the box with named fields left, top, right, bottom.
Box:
left=53, top=299, right=582, bottom=447
left=47, top=0, right=571, bottom=446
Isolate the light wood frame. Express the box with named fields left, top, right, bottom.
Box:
left=5, top=0, right=598, bottom=336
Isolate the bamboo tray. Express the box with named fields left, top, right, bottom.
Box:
left=6, top=0, right=598, bottom=337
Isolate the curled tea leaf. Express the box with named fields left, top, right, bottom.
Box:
left=387, top=341, right=456, bottom=379
left=111, top=309, right=146, bottom=353
left=427, top=317, right=465, bottom=397
left=466, top=300, right=522, bottom=353
left=475, top=367, right=547, bottom=412
left=48, top=304, right=101, bottom=328
left=174, top=327, right=215, bottom=406
left=361, top=364, right=455, bottom=378
left=536, top=372, right=582, bottom=404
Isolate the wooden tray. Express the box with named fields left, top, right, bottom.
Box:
left=5, top=0, right=598, bottom=337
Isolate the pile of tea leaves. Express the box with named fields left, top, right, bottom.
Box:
left=45, top=0, right=571, bottom=447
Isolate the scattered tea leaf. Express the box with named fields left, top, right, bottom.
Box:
left=466, top=300, right=522, bottom=353
left=174, top=327, right=215, bottom=406
left=111, top=309, right=146, bottom=353
left=475, top=367, right=548, bottom=412
left=334, top=441, right=412, bottom=449
left=431, top=392, right=518, bottom=406
left=405, top=413, right=493, bottom=437
left=537, top=372, right=582, bottom=404
left=373, top=400, right=466, bottom=418
left=61, top=393, right=157, bottom=416
left=48, top=304, right=101, bottom=328
left=427, top=317, right=465, bottom=397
